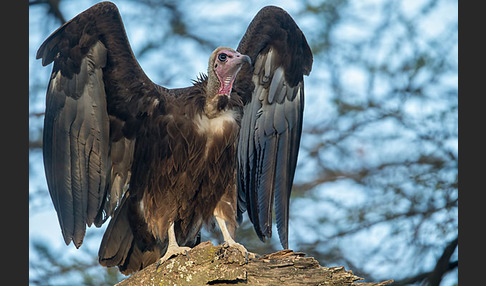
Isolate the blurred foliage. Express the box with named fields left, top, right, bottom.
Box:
left=29, top=0, right=457, bottom=285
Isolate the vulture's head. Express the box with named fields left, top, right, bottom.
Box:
left=208, top=47, right=251, bottom=97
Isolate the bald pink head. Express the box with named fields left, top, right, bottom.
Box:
left=211, top=48, right=251, bottom=96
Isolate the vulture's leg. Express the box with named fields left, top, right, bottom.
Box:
left=213, top=184, right=256, bottom=259
left=156, top=222, right=191, bottom=267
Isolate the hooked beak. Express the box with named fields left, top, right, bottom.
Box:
left=238, top=54, right=251, bottom=65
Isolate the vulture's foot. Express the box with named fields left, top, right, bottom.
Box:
left=222, top=241, right=257, bottom=261
left=215, top=216, right=258, bottom=262
left=156, top=246, right=191, bottom=269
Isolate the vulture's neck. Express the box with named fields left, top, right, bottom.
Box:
left=204, top=73, right=231, bottom=118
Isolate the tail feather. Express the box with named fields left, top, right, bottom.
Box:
left=98, top=192, right=163, bottom=275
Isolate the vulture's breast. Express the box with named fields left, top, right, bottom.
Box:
left=194, top=109, right=240, bottom=158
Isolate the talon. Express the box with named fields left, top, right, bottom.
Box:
left=155, top=223, right=192, bottom=267
left=156, top=245, right=192, bottom=267
left=156, top=260, right=163, bottom=271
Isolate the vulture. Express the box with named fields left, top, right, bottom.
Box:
left=36, top=1, right=312, bottom=275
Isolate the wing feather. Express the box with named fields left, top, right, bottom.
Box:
left=235, top=6, right=312, bottom=248
left=43, top=41, right=112, bottom=247
left=37, top=2, right=162, bottom=247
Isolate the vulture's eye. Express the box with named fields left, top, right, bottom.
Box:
left=218, top=53, right=228, bottom=62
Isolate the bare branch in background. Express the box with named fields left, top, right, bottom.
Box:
left=29, top=0, right=66, bottom=23
left=392, top=236, right=458, bottom=286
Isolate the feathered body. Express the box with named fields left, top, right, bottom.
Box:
left=37, top=1, right=312, bottom=274
left=131, top=74, right=242, bottom=244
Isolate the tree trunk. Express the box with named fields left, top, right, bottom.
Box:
left=116, top=241, right=393, bottom=285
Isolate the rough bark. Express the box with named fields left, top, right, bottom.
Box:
left=116, top=241, right=393, bottom=285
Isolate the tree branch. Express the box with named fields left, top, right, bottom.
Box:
left=29, top=0, right=65, bottom=24
left=392, top=236, right=458, bottom=286
left=116, top=241, right=393, bottom=286
left=426, top=236, right=458, bottom=286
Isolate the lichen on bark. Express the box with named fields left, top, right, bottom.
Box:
left=116, top=241, right=393, bottom=286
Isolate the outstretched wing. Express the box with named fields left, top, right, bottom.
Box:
left=36, top=2, right=165, bottom=248
left=235, top=6, right=313, bottom=249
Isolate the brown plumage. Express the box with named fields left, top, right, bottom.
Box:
left=37, top=1, right=312, bottom=274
